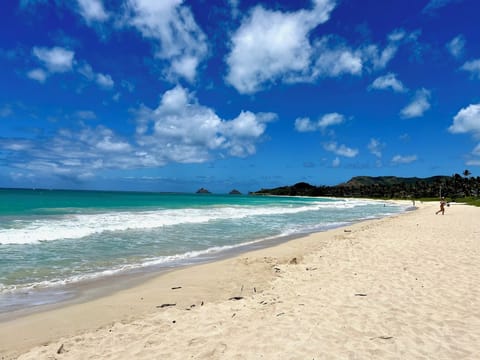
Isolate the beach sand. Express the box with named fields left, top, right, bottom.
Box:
left=1, top=202, right=480, bottom=359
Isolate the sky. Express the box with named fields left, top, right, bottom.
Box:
left=1, top=0, right=480, bottom=193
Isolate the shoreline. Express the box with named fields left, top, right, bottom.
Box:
left=0, top=198, right=407, bottom=317
left=3, top=201, right=480, bottom=359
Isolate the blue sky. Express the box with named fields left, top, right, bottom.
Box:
left=1, top=0, right=480, bottom=193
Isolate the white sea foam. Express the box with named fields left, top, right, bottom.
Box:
left=0, top=200, right=366, bottom=245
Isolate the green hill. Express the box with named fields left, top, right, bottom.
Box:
left=342, top=176, right=450, bottom=187
left=251, top=175, right=478, bottom=199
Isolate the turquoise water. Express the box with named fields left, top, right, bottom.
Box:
left=0, top=189, right=409, bottom=312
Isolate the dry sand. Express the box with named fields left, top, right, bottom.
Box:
left=1, top=202, right=480, bottom=359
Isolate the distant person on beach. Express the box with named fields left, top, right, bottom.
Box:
left=436, top=197, right=446, bottom=215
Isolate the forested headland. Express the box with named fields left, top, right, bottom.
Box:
left=252, top=171, right=480, bottom=204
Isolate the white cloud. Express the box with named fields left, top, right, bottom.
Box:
left=295, top=113, right=345, bottom=133
left=361, top=29, right=405, bottom=71
left=295, top=117, right=317, bottom=132
left=225, top=1, right=336, bottom=93
left=95, top=73, right=114, bottom=89
left=391, top=154, right=417, bottom=164
left=318, top=113, right=345, bottom=129
left=28, top=48, right=114, bottom=88
left=461, top=59, right=480, bottom=79
left=78, top=63, right=115, bottom=89
left=400, top=88, right=431, bottom=118
left=77, top=0, right=109, bottom=23
left=370, top=73, right=407, bottom=92
left=368, top=138, right=384, bottom=158
left=96, top=136, right=132, bottom=152
left=32, top=46, right=74, bottom=73
left=1, top=87, right=276, bottom=181
left=1, top=125, right=138, bottom=180
left=136, top=85, right=276, bottom=161
left=446, top=35, right=465, bottom=59
left=27, top=68, right=48, bottom=83
left=312, top=38, right=363, bottom=78
left=323, top=142, right=358, bottom=158
left=125, top=0, right=208, bottom=82
left=448, top=103, right=480, bottom=135
left=225, top=2, right=407, bottom=94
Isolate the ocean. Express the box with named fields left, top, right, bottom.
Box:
left=0, top=188, right=409, bottom=313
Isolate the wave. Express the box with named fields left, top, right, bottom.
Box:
left=0, top=220, right=354, bottom=295
left=0, top=200, right=364, bottom=245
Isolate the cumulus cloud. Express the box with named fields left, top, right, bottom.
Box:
left=295, top=117, right=317, bottom=132
left=295, top=112, right=345, bottom=132
left=28, top=46, right=114, bottom=89
left=323, top=142, right=358, bottom=158
left=32, top=46, right=74, bottom=73
left=27, top=68, right=48, bottom=83
left=448, top=103, right=480, bottom=136
left=95, top=73, right=114, bottom=89
left=125, top=0, right=208, bottom=82
left=225, top=0, right=336, bottom=93
left=400, top=88, right=431, bottom=118
left=0, top=86, right=275, bottom=181
left=136, top=85, right=276, bottom=161
left=391, top=154, right=417, bottom=164
left=446, top=35, right=465, bottom=59
left=461, top=59, right=480, bottom=79
left=370, top=73, right=407, bottom=92
left=77, top=0, right=109, bottom=23
left=311, top=38, right=363, bottom=78
left=318, top=113, right=345, bottom=129
left=78, top=63, right=115, bottom=89
left=361, top=31, right=404, bottom=71
left=225, top=0, right=407, bottom=94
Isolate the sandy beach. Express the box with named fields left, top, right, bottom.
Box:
left=1, top=201, right=480, bottom=359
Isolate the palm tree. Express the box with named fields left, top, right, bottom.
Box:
left=462, top=170, right=472, bottom=196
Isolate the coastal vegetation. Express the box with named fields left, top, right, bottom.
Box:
left=252, top=171, right=480, bottom=205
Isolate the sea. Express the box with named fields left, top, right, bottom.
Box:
left=0, top=188, right=410, bottom=314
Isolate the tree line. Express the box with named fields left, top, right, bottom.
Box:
left=252, top=170, right=479, bottom=200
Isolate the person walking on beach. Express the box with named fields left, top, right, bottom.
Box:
left=436, top=197, right=446, bottom=215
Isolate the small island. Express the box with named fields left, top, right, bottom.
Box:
left=229, top=189, right=242, bottom=195
left=196, top=187, right=211, bottom=194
